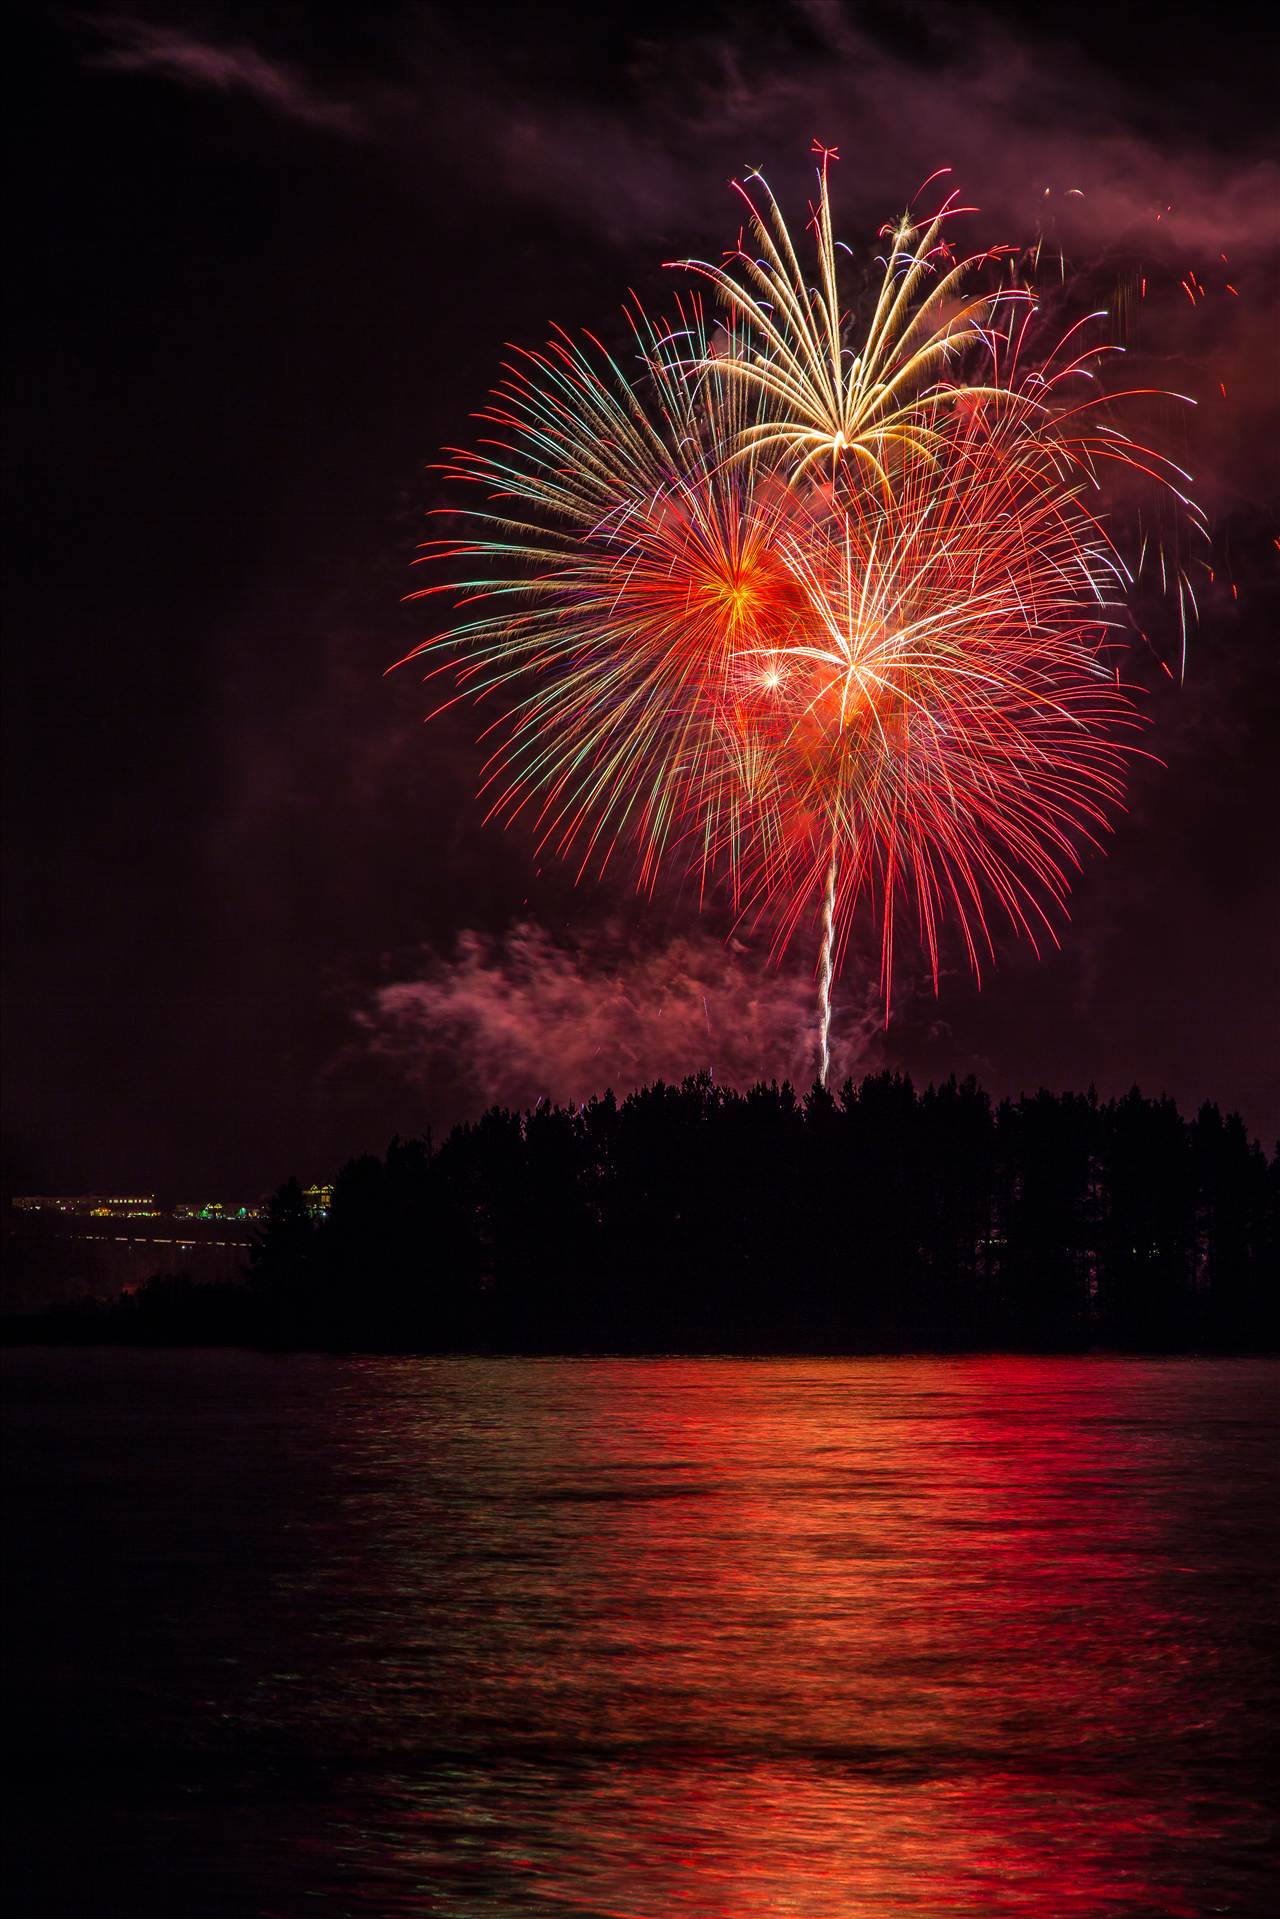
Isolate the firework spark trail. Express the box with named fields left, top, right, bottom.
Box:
left=817, top=847, right=837, bottom=1086
left=405, top=152, right=1202, bottom=1083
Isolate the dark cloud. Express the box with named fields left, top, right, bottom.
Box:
left=442, top=1, right=1280, bottom=264
left=77, top=5, right=1280, bottom=259
left=80, top=12, right=367, bottom=133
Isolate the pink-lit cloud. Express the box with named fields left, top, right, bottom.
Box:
left=81, top=8, right=1280, bottom=261
left=436, top=4, right=1280, bottom=264
left=351, top=921, right=884, bottom=1117
left=82, top=14, right=366, bottom=135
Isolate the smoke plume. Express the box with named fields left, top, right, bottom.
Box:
left=353, top=921, right=884, bottom=1118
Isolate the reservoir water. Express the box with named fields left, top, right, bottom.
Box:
left=4, top=1352, right=1277, bottom=1914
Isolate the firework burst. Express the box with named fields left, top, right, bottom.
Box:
left=401, top=300, right=804, bottom=899
left=678, top=149, right=1007, bottom=488
left=405, top=156, right=1202, bottom=1082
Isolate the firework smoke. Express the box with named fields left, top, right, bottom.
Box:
left=355, top=922, right=883, bottom=1112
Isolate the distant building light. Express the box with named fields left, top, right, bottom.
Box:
left=173, top=1200, right=263, bottom=1222
left=12, top=1194, right=159, bottom=1217
left=303, top=1183, right=333, bottom=1219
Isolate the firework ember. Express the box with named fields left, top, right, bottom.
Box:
left=406, top=153, right=1203, bottom=1082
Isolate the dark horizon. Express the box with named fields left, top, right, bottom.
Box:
left=4, top=1061, right=1277, bottom=1215
left=7, top=1067, right=1276, bottom=1358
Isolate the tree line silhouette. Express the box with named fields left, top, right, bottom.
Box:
left=16, top=1074, right=1276, bottom=1352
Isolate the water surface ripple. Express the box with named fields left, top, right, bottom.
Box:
left=4, top=1353, right=1277, bottom=1914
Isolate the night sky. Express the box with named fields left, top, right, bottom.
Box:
left=5, top=0, right=1278, bottom=1199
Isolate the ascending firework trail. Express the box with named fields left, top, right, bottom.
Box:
left=817, top=847, right=837, bottom=1088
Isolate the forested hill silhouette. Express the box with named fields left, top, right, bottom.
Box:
left=10, top=1075, right=1278, bottom=1352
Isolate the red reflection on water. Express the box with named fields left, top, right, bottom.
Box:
left=497, top=1358, right=1205, bottom=1917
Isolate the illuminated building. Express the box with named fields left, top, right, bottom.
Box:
left=172, top=1201, right=262, bottom=1222
left=11, top=1194, right=161, bottom=1218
